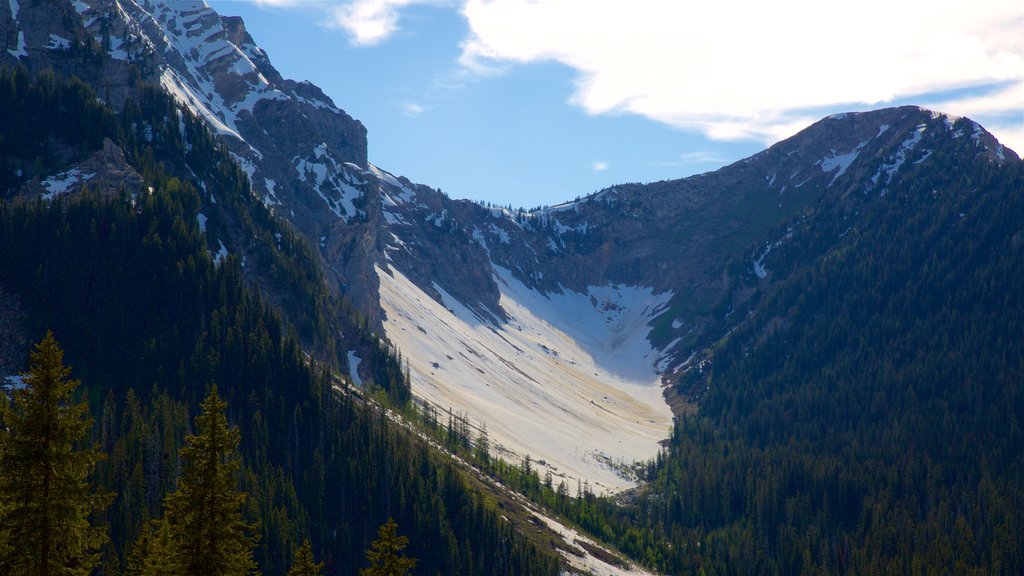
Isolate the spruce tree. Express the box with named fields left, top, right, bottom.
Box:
left=287, top=539, right=324, bottom=576
left=0, top=331, right=110, bottom=576
left=361, top=518, right=417, bottom=576
left=156, top=384, right=259, bottom=576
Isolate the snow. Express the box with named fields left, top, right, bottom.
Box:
left=489, top=223, right=511, bottom=244
left=72, top=0, right=89, bottom=14
left=44, top=34, right=71, bottom=50
left=382, top=210, right=409, bottom=226
left=7, top=30, right=26, bottom=59
left=378, top=265, right=674, bottom=493
left=532, top=510, right=659, bottom=576
left=8, top=0, right=18, bottom=20
left=347, top=351, right=363, bottom=386
left=753, top=242, right=774, bottom=279
left=213, top=240, right=228, bottom=265
left=294, top=147, right=364, bottom=221
left=140, top=0, right=288, bottom=143
left=41, top=169, right=94, bottom=200
left=262, top=177, right=279, bottom=206
left=197, top=212, right=207, bottom=233
left=819, top=140, right=869, bottom=186
left=872, top=124, right=927, bottom=190
left=552, top=218, right=590, bottom=236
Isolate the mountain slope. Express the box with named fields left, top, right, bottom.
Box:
left=5, top=0, right=1022, bottom=504
left=621, top=113, right=1024, bottom=575
left=0, top=64, right=562, bottom=576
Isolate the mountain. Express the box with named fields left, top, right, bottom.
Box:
left=3, top=0, right=1020, bottom=494
left=3, top=0, right=1023, bottom=574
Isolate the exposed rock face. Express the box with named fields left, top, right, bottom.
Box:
left=18, top=137, right=144, bottom=199
left=7, top=0, right=1021, bottom=490
left=382, top=106, right=1019, bottom=374
left=7, top=2, right=1019, bottom=363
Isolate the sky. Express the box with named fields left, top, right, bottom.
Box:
left=208, top=0, right=1024, bottom=208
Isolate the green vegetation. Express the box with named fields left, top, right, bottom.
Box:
left=3, top=63, right=1022, bottom=576
left=139, top=386, right=259, bottom=576
left=0, top=332, right=111, bottom=576
left=286, top=540, right=324, bottom=576
left=361, top=519, right=417, bottom=576
left=0, top=67, right=559, bottom=576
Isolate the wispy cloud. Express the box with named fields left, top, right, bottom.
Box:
left=592, top=161, right=609, bottom=172
left=679, top=151, right=728, bottom=164
left=400, top=101, right=426, bottom=116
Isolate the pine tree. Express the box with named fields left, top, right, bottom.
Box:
left=287, top=539, right=324, bottom=576
left=0, top=331, right=111, bottom=576
left=154, top=384, right=259, bottom=576
left=361, top=518, right=417, bottom=576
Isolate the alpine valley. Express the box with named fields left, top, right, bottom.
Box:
left=1, top=1, right=1022, bottom=575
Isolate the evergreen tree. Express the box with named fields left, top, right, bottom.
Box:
left=361, top=518, right=417, bottom=576
left=154, top=385, right=259, bottom=576
left=0, top=331, right=110, bottom=576
left=286, top=539, right=323, bottom=576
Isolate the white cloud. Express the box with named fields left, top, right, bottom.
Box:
left=679, top=151, right=729, bottom=164
left=592, top=161, right=609, bottom=172
left=457, top=0, right=1023, bottom=144
left=323, top=0, right=424, bottom=46
left=245, top=0, right=1023, bottom=148
left=401, top=101, right=426, bottom=116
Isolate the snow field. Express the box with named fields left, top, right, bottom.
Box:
left=377, top=265, right=675, bottom=493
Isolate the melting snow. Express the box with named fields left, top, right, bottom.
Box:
left=489, top=223, right=511, bottom=244
left=347, top=352, right=363, bottom=386
left=197, top=212, right=207, bottom=233
left=7, top=30, right=26, bottom=59
left=378, top=265, right=674, bottom=493
left=44, top=34, right=71, bottom=50
left=213, top=240, right=228, bottom=265
left=872, top=124, right=927, bottom=190
left=819, top=139, right=869, bottom=186
left=41, top=169, right=94, bottom=200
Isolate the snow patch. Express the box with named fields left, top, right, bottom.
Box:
left=378, top=265, right=674, bottom=493
left=44, top=34, right=71, bottom=50
left=213, top=240, right=228, bottom=265
left=819, top=139, right=869, bottom=186
left=347, top=352, right=363, bottom=386
left=7, top=30, right=26, bottom=59
left=41, top=169, right=94, bottom=200
left=489, top=223, right=511, bottom=244
left=872, top=124, right=927, bottom=190
left=197, top=212, right=207, bottom=233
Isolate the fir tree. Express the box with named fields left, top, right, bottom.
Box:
left=155, top=385, right=259, bottom=576
left=286, top=539, right=324, bottom=576
left=361, top=518, right=417, bottom=576
left=0, top=331, right=111, bottom=576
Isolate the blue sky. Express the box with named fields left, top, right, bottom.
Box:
left=208, top=0, right=1023, bottom=208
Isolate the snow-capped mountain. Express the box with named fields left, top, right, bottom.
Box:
left=4, top=0, right=1019, bottom=491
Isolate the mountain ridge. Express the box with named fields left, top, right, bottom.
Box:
left=3, top=0, right=1020, bottom=492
